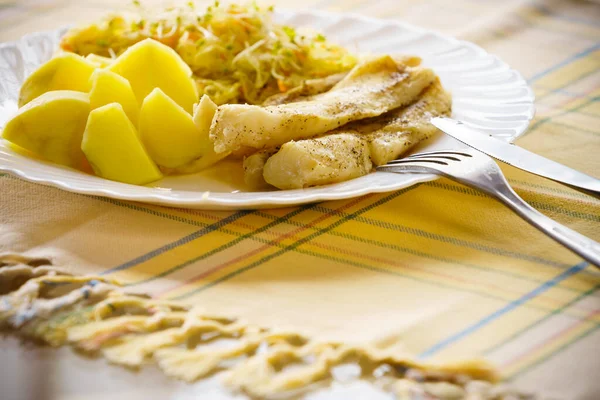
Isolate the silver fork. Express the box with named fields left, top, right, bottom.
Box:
left=377, top=148, right=600, bottom=268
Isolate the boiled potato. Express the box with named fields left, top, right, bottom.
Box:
left=139, top=88, right=207, bottom=168
left=108, top=39, right=198, bottom=114
left=141, top=94, right=229, bottom=174
left=163, top=95, right=230, bottom=174
left=85, top=54, right=113, bottom=68
left=3, top=90, right=90, bottom=168
left=82, top=103, right=162, bottom=185
left=193, top=95, right=218, bottom=143
left=191, top=94, right=230, bottom=168
left=18, top=53, right=96, bottom=107
left=89, top=69, right=139, bottom=125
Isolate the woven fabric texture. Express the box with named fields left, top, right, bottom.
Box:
left=0, top=0, right=599, bottom=399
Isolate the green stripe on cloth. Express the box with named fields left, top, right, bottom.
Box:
left=125, top=204, right=316, bottom=286
left=314, top=206, right=571, bottom=268
left=101, top=210, right=251, bottom=274
left=173, top=187, right=417, bottom=299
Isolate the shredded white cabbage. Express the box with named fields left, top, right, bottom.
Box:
left=61, top=1, right=357, bottom=104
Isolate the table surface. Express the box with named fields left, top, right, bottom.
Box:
left=1, top=1, right=599, bottom=400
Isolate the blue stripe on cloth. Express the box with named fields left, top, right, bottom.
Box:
left=532, top=4, right=600, bottom=28
left=528, top=43, right=600, bottom=83
left=417, top=261, right=590, bottom=359
left=101, top=210, right=250, bottom=275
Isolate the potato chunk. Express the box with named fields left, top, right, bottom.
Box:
left=81, top=103, right=162, bottom=185
left=3, top=90, right=90, bottom=168
left=108, top=39, right=198, bottom=114
left=263, top=134, right=372, bottom=189
left=18, top=53, right=96, bottom=107
left=89, top=69, right=139, bottom=125
left=139, top=88, right=207, bottom=168
left=85, top=54, right=113, bottom=68
left=162, top=95, right=230, bottom=174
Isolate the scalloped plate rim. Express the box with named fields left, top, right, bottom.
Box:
left=0, top=9, right=535, bottom=210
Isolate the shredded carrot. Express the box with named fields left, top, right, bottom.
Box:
left=59, top=2, right=357, bottom=104
left=277, top=79, right=288, bottom=92
left=187, top=31, right=201, bottom=41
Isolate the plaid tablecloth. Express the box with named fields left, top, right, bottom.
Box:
left=1, top=1, right=599, bottom=399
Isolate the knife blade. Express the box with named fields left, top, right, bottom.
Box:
left=431, top=117, right=600, bottom=197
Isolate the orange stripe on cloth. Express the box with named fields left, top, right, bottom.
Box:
left=158, top=193, right=375, bottom=297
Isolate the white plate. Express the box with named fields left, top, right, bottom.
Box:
left=0, top=10, right=534, bottom=210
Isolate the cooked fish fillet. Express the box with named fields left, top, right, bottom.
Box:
left=243, top=148, right=279, bottom=189
left=261, top=56, right=422, bottom=106
left=263, top=134, right=372, bottom=190
left=391, top=55, right=422, bottom=68
left=261, top=73, right=348, bottom=106
left=210, top=55, right=436, bottom=154
left=261, top=80, right=451, bottom=189
left=354, top=79, right=452, bottom=165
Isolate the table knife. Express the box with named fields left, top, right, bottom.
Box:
left=431, top=117, right=600, bottom=197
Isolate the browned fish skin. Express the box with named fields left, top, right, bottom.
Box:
left=210, top=56, right=436, bottom=154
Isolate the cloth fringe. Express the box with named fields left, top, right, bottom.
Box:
left=0, top=255, right=535, bottom=399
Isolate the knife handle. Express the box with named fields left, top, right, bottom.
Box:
left=494, top=186, right=600, bottom=268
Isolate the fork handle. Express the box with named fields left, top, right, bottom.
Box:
left=490, top=185, right=600, bottom=267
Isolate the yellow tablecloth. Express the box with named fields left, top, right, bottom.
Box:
left=1, top=0, right=599, bottom=399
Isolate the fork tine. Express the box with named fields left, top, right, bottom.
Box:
left=383, top=158, right=449, bottom=166
left=406, top=151, right=473, bottom=158
left=404, top=154, right=462, bottom=161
